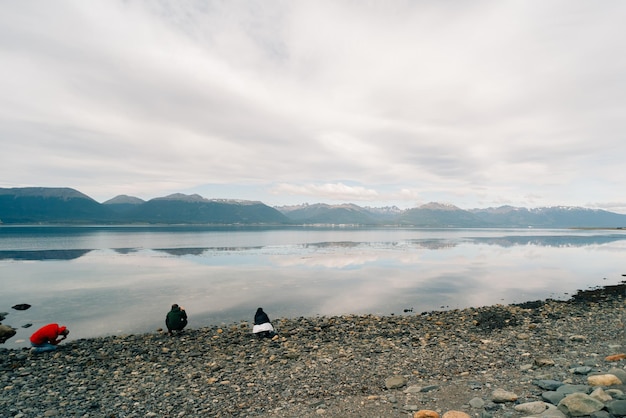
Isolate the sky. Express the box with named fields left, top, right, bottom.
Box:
left=1, top=1, right=626, bottom=212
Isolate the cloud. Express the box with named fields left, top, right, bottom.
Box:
left=1, top=1, right=626, bottom=212
left=270, top=182, right=380, bottom=202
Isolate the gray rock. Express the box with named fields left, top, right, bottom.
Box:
left=541, top=404, right=567, bottom=418
left=520, top=363, right=534, bottom=371
left=535, top=357, right=556, bottom=367
left=484, top=402, right=501, bottom=412
left=606, top=400, right=626, bottom=416
left=556, top=384, right=591, bottom=395
left=570, top=366, right=593, bottom=374
left=469, top=397, right=485, bottom=408
left=590, top=387, right=613, bottom=403
left=557, top=393, right=604, bottom=417
left=607, top=388, right=626, bottom=398
left=469, top=381, right=483, bottom=390
left=542, top=391, right=566, bottom=405
left=492, top=388, right=518, bottom=403
left=609, top=368, right=626, bottom=384
left=384, top=375, right=407, bottom=389
left=534, top=379, right=564, bottom=390
left=514, top=401, right=549, bottom=414
left=0, top=324, right=16, bottom=343
left=570, top=335, right=587, bottom=342
left=590, top=411, right=611, bottom=418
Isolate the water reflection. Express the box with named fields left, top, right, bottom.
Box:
left=471, top=234, right=626, bottom=247
left=2, top=233, right=625, bottom=261
left=1, top=228, right=626, bottom=349
left=155, top=248, right=208, bottom=256
left=0, top=249, right=92, bottom=260
left=113, top=248, right=140, bottom=255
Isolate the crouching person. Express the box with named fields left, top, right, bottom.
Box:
left=30, top=323, right=69, bottom=353
left=252, top=307, right=276, bottom=339
left=166, top=304, right=188, bottom=335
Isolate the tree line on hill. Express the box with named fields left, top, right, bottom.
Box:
left=1, top=187, right=625, bottom=228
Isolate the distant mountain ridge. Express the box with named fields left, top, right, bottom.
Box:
left=0, top=188, right=288, bottom=225
left=1, top=187, right=625, bottom=228
left=276, top=202, right=626, bottom=228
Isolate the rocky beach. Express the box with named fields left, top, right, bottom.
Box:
left=2, top=284, right=626, bottom=418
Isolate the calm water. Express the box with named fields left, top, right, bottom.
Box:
left=1, top=226, right=625, bottom=349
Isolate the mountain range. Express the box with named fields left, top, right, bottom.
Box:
left=1, top=187, right=625, bottom=228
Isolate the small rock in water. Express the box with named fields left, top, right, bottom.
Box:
left=11, top=304, right=31, bottom=311
left=0, top=324, right=17, bottom=343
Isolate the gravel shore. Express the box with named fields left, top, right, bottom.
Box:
left=2, top=284, right=626, bottom=418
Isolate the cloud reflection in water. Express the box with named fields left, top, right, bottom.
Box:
left=1, top=231, right=626, bottom=348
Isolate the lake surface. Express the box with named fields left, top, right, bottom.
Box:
left=1, top=226, right=625, bottom=349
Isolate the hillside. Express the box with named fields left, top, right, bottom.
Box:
left=102, top=195, right=145, bottom=213
left=0, top=187, right=117, bottom=224
left=0, top=188, right=288, bottom=225
left=276, top=203, right=381, bottom=224
left=1, top=187, right=626, bottom=227
left=123, top=194, right=289, bottom=224
left=277, top=202, right=626, bottom=228
left=470, top=206, right=626, bottom=228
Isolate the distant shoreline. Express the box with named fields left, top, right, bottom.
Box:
left=3, top=282, right=625, bottom=351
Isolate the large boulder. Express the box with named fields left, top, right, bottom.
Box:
left=558, top=393, right=604, bottom=416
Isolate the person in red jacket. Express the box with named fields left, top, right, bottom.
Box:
left=30, top=323, right=69, bottom=353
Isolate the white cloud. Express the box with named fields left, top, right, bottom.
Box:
left=271, top=182, right=379, bottom=202
left=1, top=0, right=626, bottom=212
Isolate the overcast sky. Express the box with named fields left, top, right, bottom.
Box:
left=1, top=1, right=626, bottom=212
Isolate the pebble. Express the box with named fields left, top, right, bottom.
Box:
left=514, top=401, right=549, bottom=414
left=385, top=375, right=407, bottom=389
left=414, top=410, right=440, bottom=418
left=491, top=388, right=518, bottom=403
left=469, top=397, right=485, bottom=408
left=442, top=411, right=471, bottom=418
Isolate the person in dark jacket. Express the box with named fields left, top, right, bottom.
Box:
left=165, top=304, right=188, bottom=335
left=252, top=307, right=275, bottom=339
